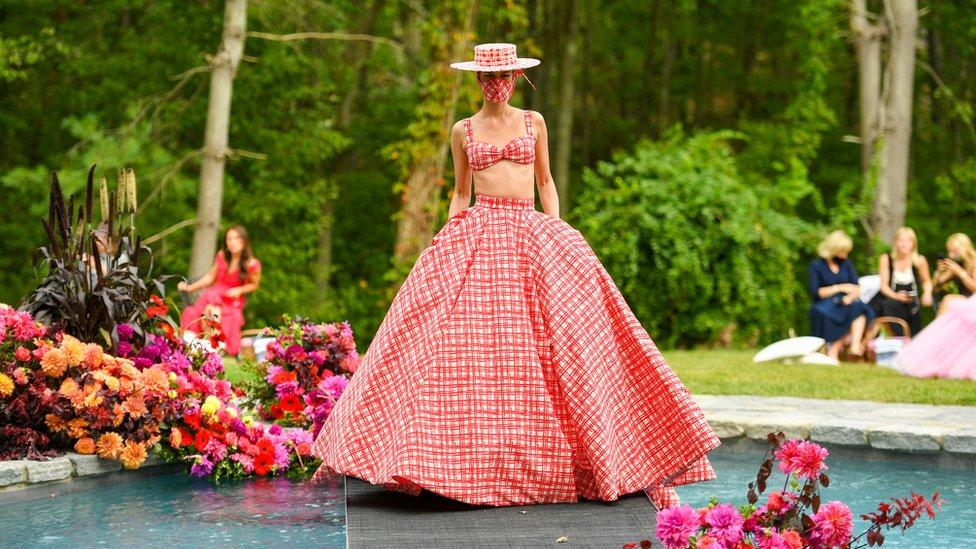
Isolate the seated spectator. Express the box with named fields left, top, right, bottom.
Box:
left=808, top=230, right=875, bottom=360
left=875, top=227, right=933, bottom=336
left=933, top=232, right=976, bottom=316
left=179, top=225, right=262, bottom=356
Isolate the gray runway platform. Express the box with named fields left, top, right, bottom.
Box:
left=345, top=477, right=657, bottom=548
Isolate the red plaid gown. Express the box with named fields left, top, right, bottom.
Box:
left=311, top=193, right=720, bottom=508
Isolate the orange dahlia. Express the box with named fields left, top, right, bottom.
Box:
left=141, top=366, right=169, bottom=394
left=96, top=432, right=124, bottom=459
left=61, top=335, right=86, bottom=367
left=45, top=413, right=68, bottom=433
left=40, top=347, right=69, bottom=377
left=59, top=377, right=80, bottom=397
left=122, top=394, right=147, bottom=418
left=84, top=343, right=104, bottom=369
left=74, top=437, right=96, bottom=455
left=67, top=418, right=89, bottom=438
left=120, top=440, right=147, bottom=469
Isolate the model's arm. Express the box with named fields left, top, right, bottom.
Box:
left=531, top=111, right=560, bottom=219
left=448, top=121, right=473, bottom=219
left=179, top=261, right=218, bottom=292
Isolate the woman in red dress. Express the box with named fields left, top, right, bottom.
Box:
left=179, top=225, right=262, bottom=356
left=311, top=43, right=719, bottom=509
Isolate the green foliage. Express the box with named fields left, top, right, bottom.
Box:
left=572, top=128, right=815, bottom=347
left=22, top=168, right=171, bottom=348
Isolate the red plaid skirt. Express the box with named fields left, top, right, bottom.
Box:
left=311, top=193, right=720, bottom=508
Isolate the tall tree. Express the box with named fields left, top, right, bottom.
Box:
left=850, top=0, right=885, bottom=175
left=852, top=0, right=918, bottom=243
left=189, top=0, right=248, bottom=278
left=876, top=0, right=918, bottom=242
left=392, top=1, right=479, bottom=266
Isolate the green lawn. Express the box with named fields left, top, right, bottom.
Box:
left=223, top=351, right=976, bottom=407
left=665, top=350, right=976, bottom=406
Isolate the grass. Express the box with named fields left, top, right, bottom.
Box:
left=222, top=351, right=976, bottom=407
left=665, top=350, right=976, bottom=406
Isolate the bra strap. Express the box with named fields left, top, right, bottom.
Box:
left=524, top=110, right=533, bottom=136
left=463, top=118, right=473, bottom=144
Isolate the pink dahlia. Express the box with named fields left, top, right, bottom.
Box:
left=704, top=504, right=744, bottom=547
left=656, top=504, right=699, bottom=549
left=809, top=501, right=853, bottom=549
left=775, top=439, right=828, bottom=480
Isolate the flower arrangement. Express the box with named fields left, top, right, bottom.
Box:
left=158, top=393, right=316, bottom=482
left=249, top=316, right=359, bottom=437
left=1, top=305, right=169, bottom=468
left=631, top=433, right=943, bottom=549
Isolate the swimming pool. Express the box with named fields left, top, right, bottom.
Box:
left=2, top=450, right=972, bottom=548
left=677, top=451, right=976, bottom=548
left=2, top=474, right=346, bottom=548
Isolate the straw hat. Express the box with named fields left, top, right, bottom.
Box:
left=450, top=43, right=540, bottom=72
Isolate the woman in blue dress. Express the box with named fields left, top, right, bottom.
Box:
left=808, top=230, right=875, bottom=360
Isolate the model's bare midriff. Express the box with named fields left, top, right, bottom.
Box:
left=473, top=161, right=536, bottom=200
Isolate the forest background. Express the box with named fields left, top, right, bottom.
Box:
left=1, top=0, right=973, bottom=349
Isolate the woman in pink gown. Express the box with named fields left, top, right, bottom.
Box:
left=896, top=294, right=976, bottom=380
left=179, top=225, right=262, bottom=355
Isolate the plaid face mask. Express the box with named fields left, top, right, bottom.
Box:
left=479, top=75, right=517, bottom=103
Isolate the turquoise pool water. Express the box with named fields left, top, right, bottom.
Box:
left=677, top=451, right=976, bottom=548
left=2, top=474, right=345, bottom=548
left=2, top=452, right=972, bottom=548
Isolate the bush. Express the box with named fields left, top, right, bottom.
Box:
left=571, top=128, right=816, bottom=348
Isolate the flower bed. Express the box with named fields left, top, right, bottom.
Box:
left=2, top=304, right=362, bottom=482
left=628, top=433, right=943, bottom=549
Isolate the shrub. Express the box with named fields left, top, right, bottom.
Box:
left=571, top=128, right=816, bottom=347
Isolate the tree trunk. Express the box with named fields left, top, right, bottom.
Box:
left=189, top=0, right=248, bottom=278
left=874, top=0, right=917, bottom=242
left=393, top=1, right=479, bottom=265
left=554, top=0, right=579, bottom=207
left=850, top=0, right=885, bottom=175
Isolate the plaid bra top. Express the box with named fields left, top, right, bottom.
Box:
left=463, top=110, right=537, bottom=171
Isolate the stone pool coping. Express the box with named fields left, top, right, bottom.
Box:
left=0, top=450, right=179, bottom=505
left=2, top=394, right=973, bottom=505
left=696, top=394, right=976, bottom=466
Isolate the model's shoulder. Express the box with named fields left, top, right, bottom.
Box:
left=525, top=109, right=545, bottom=124
left=451, top=118, right=469, bottom=137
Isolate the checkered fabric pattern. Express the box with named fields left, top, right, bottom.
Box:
left=463, top=111, right=537, bottom=171
left=451, top=43, right=540, bottom=72
left=311, top=193, right=720, bottom=508
left=475, top=43, right=516, bottom=68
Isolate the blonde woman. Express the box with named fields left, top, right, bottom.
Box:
left=876, top=227, right=933, bottom=336
left=808, top=230, right=875, bottom=360
left=934, top=233, right=976, bottom=315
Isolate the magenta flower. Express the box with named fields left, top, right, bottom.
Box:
left=757, top=529, right=790, bottom=549
left=809, top=501, right=853, bottom=548
left=655, top=504, right=699, bottom=549
left=704, top=504, right=744, bottom=547
left=776, top=440, right=828, bottom=480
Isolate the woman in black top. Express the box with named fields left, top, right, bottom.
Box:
left=876, top=227, right=933, bottom=337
